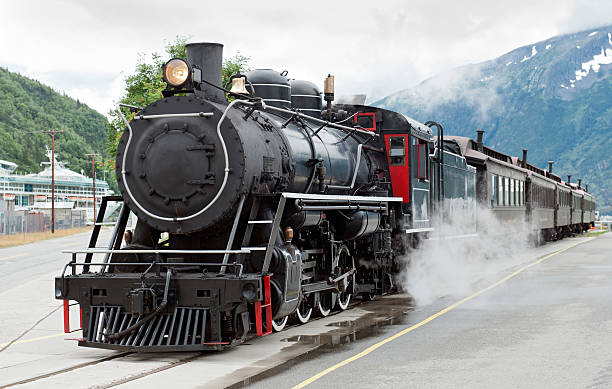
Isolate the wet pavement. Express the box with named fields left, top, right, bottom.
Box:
left=243, top=233, right=612, bottom=389
left=0, top=230, right=414, bottom=389
left=0, top=232, right=608, bottom=388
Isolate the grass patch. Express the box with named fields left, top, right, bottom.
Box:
left=586, top=230, right=608, bottom=238
left=0, top=226, right=92, bottom=248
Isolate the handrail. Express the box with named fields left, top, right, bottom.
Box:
left=237, top=99, right=378, bottom=137
left=326, top=144, right=363, bottom=191
left=63, top=249, right=251, bottom=254
left=60, top=261, right=244, bottom=278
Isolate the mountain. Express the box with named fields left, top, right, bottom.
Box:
left=0, top=67, right=108, bottom=176
left=375, top=25, right=612, bottom=213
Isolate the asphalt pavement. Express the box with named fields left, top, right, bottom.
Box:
left=1, top=230, right=609, bottom=388
left=0, top=228, right=411, bottom=388
left=0, top=229, right=113, bottom=345
left=246, top=233, right=612, bottom=389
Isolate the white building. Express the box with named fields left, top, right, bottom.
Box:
left=0, top=148, right=112, bottom=213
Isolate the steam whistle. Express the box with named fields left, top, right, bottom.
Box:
left=323, top=74, right=334, bottom=118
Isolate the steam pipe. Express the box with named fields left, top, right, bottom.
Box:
left=104, top=269, right=172, bottom=340
left=548, top=161, right=554, bottom=174
left=521, top=149, right=527, bottom=169
left=578, top=178, right=582, bottom=188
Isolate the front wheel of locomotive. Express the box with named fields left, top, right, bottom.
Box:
left=316, top=292, right=336, bottom=317
left=295, top=294, right=314, bottom=324
left=272, top=316, right=289, bottom=332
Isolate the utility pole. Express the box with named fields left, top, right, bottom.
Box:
left=86, top=153, right=100, bottom=222
left=42, top=130, right=63, bottom=233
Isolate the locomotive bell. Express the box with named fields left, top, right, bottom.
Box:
left=229, top=76, right=249, bottom=95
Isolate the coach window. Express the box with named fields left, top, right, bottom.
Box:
left=514, top=180, right=518, bottom=206
left=504, top=177, right=509, bottom=206
left=510, top=179, right=515, bottom=206
left=520, top=181, right=524, bottom=205
left=492, top=175, right=497, bottom=206
left=389, top=136, right=406, bottom=166
left=550, top=189, right=554, bottom=208
left=417, top=140, right=428, bottom=179
left=498, top=176, right=503, bottom=206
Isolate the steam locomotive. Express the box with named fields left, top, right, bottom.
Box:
left=54, top=42, right=595, bottom=352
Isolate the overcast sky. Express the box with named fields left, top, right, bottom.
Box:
left=1, top=0, right=611, bottom=116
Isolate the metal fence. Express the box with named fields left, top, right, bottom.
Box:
left=0, top=201, right=88, bottom=235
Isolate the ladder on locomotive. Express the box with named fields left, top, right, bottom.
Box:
left=240, top=195, right=273, bottom=253
left=222, top=194, right=283, bottom=336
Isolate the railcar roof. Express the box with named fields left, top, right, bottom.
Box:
left=432, top=137, right=463, bottom=156
left=446, top=135, right=559, bottom=186
left=337, top=104, right=433, bottom=139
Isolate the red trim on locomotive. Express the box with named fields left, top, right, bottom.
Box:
left=63, top=299, right=82, bottom=333
left=255, top=275, right=273, bottom=336
left=63, top=299, right=70, bottom=333
left=385, top=134, right=410, bottom=203
left=353, top=112, right=377, bottom=132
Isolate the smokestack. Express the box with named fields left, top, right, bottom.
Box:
left=548, top=161, right=554, bottom=173
left=578, top=178, right=582, bottom=188
left=567, top=175, right=571, bottom=185
left=586, top=184, right=589, bottom=192
left=521, top=149, right=527, bottom=168
left=186, top=42, right=225, bottom=102
left=476, top=130, right=484, bottom=152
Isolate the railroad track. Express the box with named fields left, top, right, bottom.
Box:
left=0, top=299, right=367, bottom=389
left=0, top=352, right=133, bottom=389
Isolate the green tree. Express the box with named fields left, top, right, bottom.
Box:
left=105, top=37, right=250, bottom=179
left=222, top=52, right=251, bottom=88
left=0, top=67, right=107, bottom=179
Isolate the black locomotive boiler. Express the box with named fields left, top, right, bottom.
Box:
left=54, top=42, right=595, bottom=352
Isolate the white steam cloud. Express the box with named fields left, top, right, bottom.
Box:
left=400, top=202, right=532, bottom=306
left=381, top=62, right=505, bottom=124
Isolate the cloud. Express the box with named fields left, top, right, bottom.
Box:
left=0, top=0, right=610, bottom=116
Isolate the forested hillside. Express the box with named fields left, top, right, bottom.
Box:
left=376, top=25, right=612, bottom=212
left=0, top=67, right=108, bottom=176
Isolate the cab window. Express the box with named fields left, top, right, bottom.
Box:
left=389, top=136, right=406, bottom=166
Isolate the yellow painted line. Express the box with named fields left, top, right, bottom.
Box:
left=0, top=332, right=67, bottom=348
left=0, top=253, right=27, bottom=261
left=291, top=239, right=592, bottom=389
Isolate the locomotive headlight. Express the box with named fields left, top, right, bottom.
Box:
left=163, top=58, right=191, bottom=87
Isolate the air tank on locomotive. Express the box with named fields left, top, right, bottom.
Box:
left=289, top=79, right=322, bottom=118
left=245, top=69, right=291, bottom=108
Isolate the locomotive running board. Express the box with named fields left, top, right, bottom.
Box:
left=261, top=193, right=403, bottom=273
left=405, top=227, right=434, bottom=234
